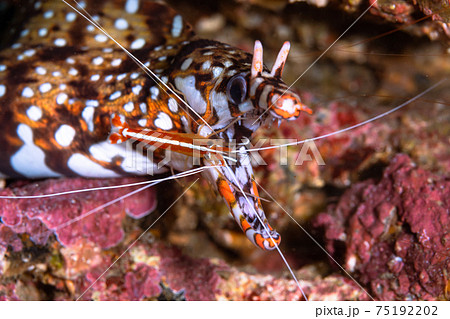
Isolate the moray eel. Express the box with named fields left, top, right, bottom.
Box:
left=0, top=0, right=311, bottom=250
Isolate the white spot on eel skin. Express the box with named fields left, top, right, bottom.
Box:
left=171, top=15, right=183, bottom=37
left=92, top=56, right=104, bottom=65
left=86, top=100, right=99, bottom=107
left=125, top=0, right=139, bottom=14
left=111, top=59, right=122, bottom=67
left=210, top=91, right=231, bottom=128
left=22, top=87, right=34, bottom=98
left=43, top=10, right=54, bottom=19
left=23, top=49, right=35, bottom=57
left=89, top=141, right=164, bottom=176
left=130, top=38, right=146, bottom=50
left=54, top=38, right=67, bottom=47
left=150, top=87, right=159, bottom=100
left=82, top=106, right=95, bottom=132
left=181, top=58, right=193, bottom=71
left=138, top=119, right=147, bottom=127
left=168, top=98, right=178, bottom=113
left=53, top=71, right=62, bottom=77
left=0, top=65, right=6, bottom=72
left=56, top=93, right=68, bottom=104
left=131, top=72, right=139, bottom=79
left=95, top=34, right=108, bottom=43
left=35, top=66, right=46, bottom=75
left=180, top=116, right=189, bottom=131
left=67, top=153, right=120, bottom=178
left=66, top=12, right=77, bottom=22
left=117, top=73, right=127, bottom=81
left=139, top=103, right=147, bottom=113
left=38, top=28, right=48, bottom=37
left=109, top=91, right=122, bottom=100
left=20, top=29, right=29, bottom=37
left=115, top=18, right=129, bottom=30
left=66, top=57, right=75, bottom=64
left=174, top=76, right=207, bottom=114
left=26, top=105, right=42, bottom=121
left=154, top=112, right=173, bottom=130
left=132, top=85, right=142, bottom=95
left=224, top=61, right=233, bottom=68
left=39, top=83, right=52, bottom=93
left=90, top=74, right=100, bottom=81
left=54, top=124, right=76, bottom=147
left=11, top=124, right=60, bottom=178
left=0, top=84, right=6, bottom=97
left=123, top=101, right=134, bottom=112
left=69, top=68, right=78, bottom=76
left=212, top=67, right=223, bottom=78
left=202, top=61, right=211, bottom=70
left=105, top=75, right=113, bottom=82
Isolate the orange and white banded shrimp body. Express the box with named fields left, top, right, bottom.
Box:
left=0, top=0, right=312, bottom=251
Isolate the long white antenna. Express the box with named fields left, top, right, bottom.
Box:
left=240, top=79, right=446, bottom=153
left=76, top=178, right=199, bottom=300
left=221, top=158, right=308, bottom=300
left=254, top=179, right=375, bottom=301
left=0, top=166, right=216, bottom=199
left=252, top=2, right=378, bottom=125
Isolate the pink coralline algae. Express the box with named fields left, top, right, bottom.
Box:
left=256, top=99, right=386, bottom=188
left=154, top=244, right=223, bottom=300
left=74, top=242, right=366, bottom=301
left=314, top=154, right=450, bottom=300
left=74, top=243, right=222, bottom=301
left=0, top=177, right=157, bottom=250
left=80, top=261, right=162, bottom=301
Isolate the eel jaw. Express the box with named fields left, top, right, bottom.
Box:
left=269, top=93, right=313, bottom=120
left=202, top=146, right=280, bottom=250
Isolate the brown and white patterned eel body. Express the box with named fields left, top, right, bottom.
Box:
left=0, top=0, right=312, bottom=250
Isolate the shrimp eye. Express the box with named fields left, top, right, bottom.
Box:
left=226, top=74, right=247, bottom=105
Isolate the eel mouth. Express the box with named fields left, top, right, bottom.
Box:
left=195, top=107, right=283, bottom=250
left=202, top=142, right=281, bottom=250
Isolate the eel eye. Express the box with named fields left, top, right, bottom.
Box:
left=226, top=74, right=247, bottom=105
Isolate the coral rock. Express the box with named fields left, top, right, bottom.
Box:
left=314, top=154, right=450, bottom=300
left=0, top=177, right=157, bottom=249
